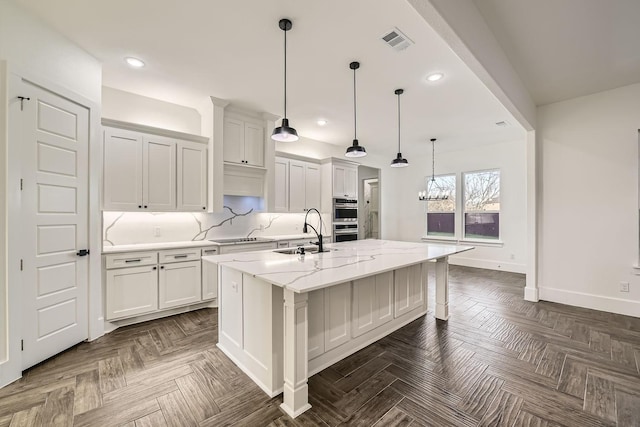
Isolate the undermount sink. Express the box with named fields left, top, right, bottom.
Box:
left=273, top=246, right=332, bottom=255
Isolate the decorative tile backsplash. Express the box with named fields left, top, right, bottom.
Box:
left=103, top=196, right=329, bottom=246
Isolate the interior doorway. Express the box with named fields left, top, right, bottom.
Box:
left=358, top=166, right=381, bottom=240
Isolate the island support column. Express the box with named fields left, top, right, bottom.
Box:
left=281, top=289, right=312, bottom=418
left=435, top=256, right=449, bottom=320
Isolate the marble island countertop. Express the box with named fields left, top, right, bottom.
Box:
left=203, top=239, right=474, bottom=293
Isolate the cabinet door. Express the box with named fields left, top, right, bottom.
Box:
left=103, top=129, right=143, bottom=211
left=289, top=160, right=306, bottom=212
left=345, top=166, right=358, bottom=199
left=305, top=163, right=321, bottom=210
left=143, top=136, right=176, bottom=211
left=177, top=141, right=207, bottom=211
left=352, top=276, right=376, bottom=337
left=244, top=122, right=264, bottom=167
left=308, top=289, right=325, bottom=359
left=201, top=248, right=219, bottom=301
left=223, top=117, right=245, bottom=164
left=332, top=165, right=346, bottom=198
left=106, top=265, right=158, bottom=320
left=159, top=260, right=202, bottom=309
left=274, top=157, right=289, bottom=212
left=375, top=271, right=394, bottom=326
left=324, top=282, right=351, bottom=351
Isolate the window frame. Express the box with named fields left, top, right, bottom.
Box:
left=462, top=168, right=501, bottom=241
left=425, top=173, right=457, bottom=239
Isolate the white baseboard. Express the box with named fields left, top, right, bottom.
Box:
left=524, top=286, right=539, bottom=302
left=448, top=256, right=526, bottom=274
left=539, top=286, right=640, bottom=318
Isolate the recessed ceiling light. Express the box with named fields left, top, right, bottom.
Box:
left=426, top=72, right=444, bottom=82
left=317, top=119, right=328, bottom=126
left=125, top=57, right=145, bottom=68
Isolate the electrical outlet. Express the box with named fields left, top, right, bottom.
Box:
left=620, top=282, right=630, bottom=292
left=153, top=226, right=161, bottom=237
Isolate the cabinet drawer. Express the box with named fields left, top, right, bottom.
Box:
left=105, top=251, right=157, bottom=269
left=159, top=248, right=201, bottom=264
left=201, top=247, right=219, bottom=256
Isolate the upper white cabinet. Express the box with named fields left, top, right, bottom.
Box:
left=102, top=120, right=208, bottom=212
left=274, top=156, right=322, bottom=213
left=223, top=117, right=264, bottom=167
left=177, top=141, right=207, bottom=211
left=332, top=163, right=358, bottom=199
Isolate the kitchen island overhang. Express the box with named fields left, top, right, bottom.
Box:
left=203, top=239, right=473, bottom=418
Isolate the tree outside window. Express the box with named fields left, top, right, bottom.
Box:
left=426, top=174, right=456, bottom=237
left=463, top=170, right=500, bottom=240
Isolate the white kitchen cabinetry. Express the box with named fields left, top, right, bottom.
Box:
left=105, top=251, right=159, bottom=320
left=218, top=242, right=277, bottom=255
left=308, top=289, right=325, bottom=359
left=332, top=163, right=358, bottom=199
left=394, top=263, right=426, bottom=318
left=223, top=117, right=264, bottom=167
left=352, top=272, right=393, bottom=337
left=324, top=282, right=351, bottom=352
left=103, top=120, right=208, bottom=212
left=159, top=260, right=202, bottom=309
left=274, top=156, right=322, bottom=213
left=201, top=247, right=219, bottom=301
left=177, top=141, right=207, bottom=211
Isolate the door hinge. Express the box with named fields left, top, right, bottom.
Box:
left=20, top=259, right=23, bottom=271
left=20, top=179, right=23, bottom=191
left=21, top=340, right=24, bottom=351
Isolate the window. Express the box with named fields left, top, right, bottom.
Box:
left=426, top=174, right=456, bottom=237
left=463, top=169, right=500, bottom=240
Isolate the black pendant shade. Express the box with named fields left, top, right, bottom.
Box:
left=390, top=88, right=408, bottom=168
left=345, top=61, right=367, bottom=158
left=272, top=18, right=298, bottom=142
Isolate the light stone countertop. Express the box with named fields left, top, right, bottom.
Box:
left=203, top=239, right=474, bottom=293
left=102, top=233, right=327, bottom=254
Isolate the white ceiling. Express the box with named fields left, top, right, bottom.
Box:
left=15, top=0, right=525, bottom=155
left=474, top=0, right=640, bottom=106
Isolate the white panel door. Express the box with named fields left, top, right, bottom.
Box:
left=324, top=282, right=351, bottom=352
left=352, top=276, right=376, bottom=337
left=244, top=122, right=264, bottom=167
left=106, top=265, right=158, bottom=320
left=345, top=167, right=358, bottom=199
left=143, top=136, right=176, bottom=211
left=223, top=117, right=244, bottom=164
left=308, top=289, right=325, bottom=359
left=177, top=141, right=207, bottom=211
left=274, top=157, right=289, bottom=212
left=103, top=128, right=143, bottom=210
left=305, top=163, right=321, bottom=210
left=159, top=261, right=202, bottom=309
left=21, top=80, right=89, bottom=369
left=289, top=160, right=306, bottom=213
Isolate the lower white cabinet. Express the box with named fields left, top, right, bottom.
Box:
left=159, top=260, right=202, bottom=309
left=201, top=247, right=219, bottom=300
left=352, top=271, right=393, bottom=337
left=394, top=263, right=426, bottom=318
left=324, top=282, right=351, bottom=352
left=106, top=264, right=159, bottom=320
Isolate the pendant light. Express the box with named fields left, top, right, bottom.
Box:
left=419, top=138, right=449, bottom=200
left=272, top=18, right=298, bottom=142
left=345, top=61, right=366, bottom=158
left=390, top=89, right=408, bottom=168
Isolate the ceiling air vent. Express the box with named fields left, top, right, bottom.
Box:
left=381, top=27, right=414, bottom=52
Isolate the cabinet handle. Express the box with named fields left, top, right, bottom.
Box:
left=152, top=266, right=157, bottom=270
left=203, top=207, right=206, bottom=210
left=203, top=250, right=217, bottom=254
left=174, top=254, right=188, bottom=259
left=125, top=259, right=142, bottom=263
left=138, top=205, right=142, bottom=209
left=160, top=266, right=165, bottom=269
left=144, top=205, right=148, bottom=209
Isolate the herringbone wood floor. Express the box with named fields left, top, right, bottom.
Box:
left=1, top=266, right=640, bottom=426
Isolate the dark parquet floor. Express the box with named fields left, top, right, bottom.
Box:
left=1, top=266, right=639, bottom=426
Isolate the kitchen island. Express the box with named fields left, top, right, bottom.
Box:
left=202, top=239, right=473, bottom=418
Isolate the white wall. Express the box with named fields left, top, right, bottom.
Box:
left=102, top=86, right=201, bottom=134
left=537, top=83, right=640, bottom=316
left=0, top=1, right=102, bottom=387
left=381, top=139, right=527, bottom=273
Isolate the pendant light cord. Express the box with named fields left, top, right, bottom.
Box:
left=397, top=92, right=401, bottom=153
left=353, top=67, right=357, bottom=140
left=283, top=28, right=287, bottom=118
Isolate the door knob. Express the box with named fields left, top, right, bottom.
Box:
left=76, top=249, right=90, bottom=256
